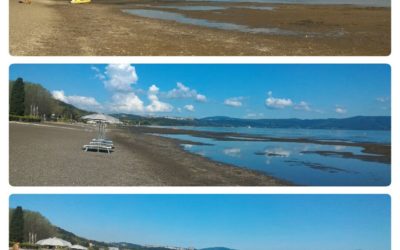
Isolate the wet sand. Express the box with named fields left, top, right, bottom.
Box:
left=9, top=122, right=287, bottom=186
left=9, top=0, right=390, bottom=55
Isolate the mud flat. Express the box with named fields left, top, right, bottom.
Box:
left=9, top=0, right=390, bottom=55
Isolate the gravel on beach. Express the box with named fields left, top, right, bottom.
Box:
left=9, top=122, right=286, bottom=186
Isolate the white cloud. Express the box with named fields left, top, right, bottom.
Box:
left=145, top=84, right=173, bottom=113
left=104, top=64, right=138, bottom=92
left=52, top=90, right=68, bottom=102
left=91, top=66, right=106, bottom=81
left=376, top=97, right=390, bottom=103
left=223, top=148, right=241, bottom=157
left=184, top=104, right=195, bottom=112
left=66, top=96, right=101, bottom=109
left=167, top=82, right=207, bottom=102
left=265, top=91, right=293, bottom=109
left=52, top=90, right=102, bottom=111
left=149, top=84, right=159, bottom=93
left=109, top=92, right=144, bottom=113
left=294, top=101, right=311, bottom=111
left=224, top=97, right=243, bottom=107
left=335, top=106, right=347, bottom=114
left=264, top=148, right=291, bottom=158
left=196, top=94, right=207, bottom=102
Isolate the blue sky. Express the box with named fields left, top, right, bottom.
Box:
left=9, top=64, right=390, bottom=119
left=10, top=195, right=390, bottom=250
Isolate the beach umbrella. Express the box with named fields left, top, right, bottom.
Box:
left=81, top=114, right=121, bottom=124
left=71, top=245, right=88, bottom=250
left=81, top=114, right=121, bottom=140
left=36, top=237, right=72, bottom=247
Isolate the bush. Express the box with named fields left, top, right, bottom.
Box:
left=9, top=242, right=39, bottom=249
left=9, top=115, right=41, bottom=123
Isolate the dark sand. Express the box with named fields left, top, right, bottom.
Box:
left=9, top=122, right=287, bottom=186
left=9, top=0, right=390, bottom=55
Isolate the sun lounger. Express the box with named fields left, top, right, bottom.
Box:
left=89, top=141, right=114, bottom=148
left=82, top=144, right=113, bottom=154
left=92, top=138, right=114, bottom=144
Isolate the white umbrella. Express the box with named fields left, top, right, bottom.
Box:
left=71, top=245, right=88, bottom=250
left=81, top=114, right=121, bottom=124
left=36, top=237, right=72, bottom=247
left=81, top=114, right=121, bottom=141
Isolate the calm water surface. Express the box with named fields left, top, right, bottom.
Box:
left=123, top=9, right=298, bottom=35
left=182, top=0, right=390, bottom=7
left=153, top=127, right=390, bottom=186
left=121, top=0, right=387, bottom=36
left=171, top=126, right=391, bottom=143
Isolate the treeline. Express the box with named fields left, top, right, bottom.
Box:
left=10, top=206, right=57, bottom=244
left=9, top=207, right=107, bottom=248
left=9, top=78, right=91, bottom=121
left=9, top=207, right=194, bottom=250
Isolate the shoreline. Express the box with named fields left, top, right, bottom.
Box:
left=9, top=0, right=391, bottom=55
left=9, top=122, right=289, bottom=186
left=130, top=126, right=391, bottom=164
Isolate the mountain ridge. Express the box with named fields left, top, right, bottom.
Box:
left=113, top=113, right=391, bottom=131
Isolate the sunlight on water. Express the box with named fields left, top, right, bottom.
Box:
left=153, top=129, right=390, bottom=186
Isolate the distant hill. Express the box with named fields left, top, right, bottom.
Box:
left=113, top=114, right=391, bottom=131
left=9, top=208, right=233, bottom=250
left=9, top=80, right=91, bottom=120
left=198, top=116, right=391, bottom=130
left=9, top=81, right=390, bottom=130
left=200, top=248, right=237, bottom=250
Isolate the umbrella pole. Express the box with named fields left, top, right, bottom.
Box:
left=97, top=121, right=101, bottom=140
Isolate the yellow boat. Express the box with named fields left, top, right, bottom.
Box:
left=71, top=0, right=91, bottom=4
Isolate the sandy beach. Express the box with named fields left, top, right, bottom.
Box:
left=9, top=122, right=287, bottom=186
left=9, top=0, right=390, bottom=56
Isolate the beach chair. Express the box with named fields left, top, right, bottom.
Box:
left=82, top=144, right=113, bottom=154
left=82, top=117, right=118, bottom=154
left=90, top=140, right=114, bottom=148
left=92, top=138, right=114, bottom=144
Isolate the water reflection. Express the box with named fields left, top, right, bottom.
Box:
left=157, top=5, right=275, bottom=11
left=157, top=5, right=228, bottom=11
left=154, top=133, right=390, bottom=186
left=122, top=9, right=299, bottom=35
left=223, top=147, right=241, bottom=157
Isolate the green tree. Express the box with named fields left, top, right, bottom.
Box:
left=10, top=78, right=25, bottom=116
left=10, top=206, right=24, bottom=243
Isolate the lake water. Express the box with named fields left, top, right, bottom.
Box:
left=182, top=0, right=391, bottom=7
left=121, top=0, right=385, bottom=37
left=169, top=126, right=391, bottom=144
left=153, top=127, right=390, bottom=186
left=123, top=9, right=299, bottom=36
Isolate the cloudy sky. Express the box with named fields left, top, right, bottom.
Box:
left=9, top=64, right=390, bottom=119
